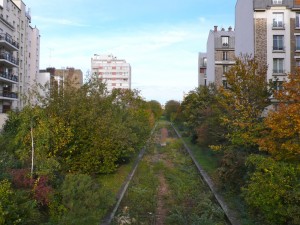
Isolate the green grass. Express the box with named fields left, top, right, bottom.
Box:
left=98, top=161, right=135, bottom=195
left=112, top=123, right=228, bottom=225
left=182, top=136, right=220, bottom=175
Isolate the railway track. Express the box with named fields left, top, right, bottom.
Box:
left=101, top=121, right=240, bottom=225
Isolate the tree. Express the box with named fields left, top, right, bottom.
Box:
left=258, top=71, right=300, bottom=162
left=211, top=55, right=271, bottom=190
left=164, top=100, right=180, bottom=121
left=49, top=174, right=114, bottom=225
left=1, top=75, right=153, bottom=175
left=243, top=155, right=300, bottom=225
left=216, top=55, right=271, bottom=150
left=180, top=84, right=225, bottom=145
left=147, top=100, right=163, bottom=121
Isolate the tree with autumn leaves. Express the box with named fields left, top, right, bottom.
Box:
left=258, top=70, right=300, bottom=162
left=178, top=55, right=300, bottom=224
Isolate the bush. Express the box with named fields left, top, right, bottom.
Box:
left=243, top=155, right=300, bottom=225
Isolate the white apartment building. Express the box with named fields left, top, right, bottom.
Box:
left=0, top=0, right=39, bottom=128
left=235, top=0, right=300, bottom=88
left=206, top=26, right=235, bottom=87
left=91, top=54, right=131, bottom=92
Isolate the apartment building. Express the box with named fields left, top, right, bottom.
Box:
left=91, top=54, right=131, bottom=92
left=198, top=52, right=207, bottom=86
left=0, top=0, right=39, bottom=127
left=206, top=26, right=235, bottom=87
left=235, top=0, right=300, bottom=89
left=42, top=67, right=83, bottom=89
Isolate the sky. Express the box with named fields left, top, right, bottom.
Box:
left=24, top=0, right=236, bottom=104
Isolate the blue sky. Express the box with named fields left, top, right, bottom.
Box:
left=25, top=0, right=236, bottom=104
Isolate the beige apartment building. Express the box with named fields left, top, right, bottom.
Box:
left=203, top=26, right=235, bottom=87
left=91, top=54, right=131, bottom=92
left=39, top=67, right=83, bottom=90
left=0, top=0, right=39, bottom=127
left=235, top=0, right=300, bottom=89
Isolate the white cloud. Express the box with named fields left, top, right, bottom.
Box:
left=32, top=16, right=88, bottom=27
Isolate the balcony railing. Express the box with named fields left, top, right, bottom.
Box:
left=0, top=53, right=19, bottom=66
left=0, top=72, right=18, bottom=82
left=273, top=22, right=285, bottom=29
left=273, top=69, right=285, bottom=74
left=0, top=33, right=19, bottom=49
left=0, top=91, right=18, bottom=99
left=273, top=46, right=285, bottom=51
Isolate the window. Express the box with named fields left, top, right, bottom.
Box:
left=296, top=59, right=300, bottom=68
left=221, top=36, right=229, bottom=47
left=273, top=35, right=284, bottom=50
left=273, top=58, right=284, bottom=73
left=222, top=51, right=228, bottom=60
left=296, top=36, right=300, bottom=51
left=273, top=81, right=283, bottom=91
left=273, top=13, right=284, bottom=28
left=296, top=13, right=300, bottom=28
left=222, top=80, right=228, bottom=88
left=223, top=65, right=228, bottom=74
left=203, top=57, right=207, bottom=66
left=272, top=0, right=282, bottom=4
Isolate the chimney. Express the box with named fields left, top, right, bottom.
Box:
left=228, top=26, right=232, bottom=31
left=221, top=27, right=225, bottom=31
left=214, top=26, right=218, bottom=32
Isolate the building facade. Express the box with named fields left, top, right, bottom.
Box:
left=198, top=52, right=207, bottom=86
left=39, top=67, right=83, bottom=92
left=206, top=26, right=235, bottom=87
left=0, top=0, right=39, bottom=127
left=91, top=54, right=131, bottom=92
left=235, top=0, right=300, bottom=88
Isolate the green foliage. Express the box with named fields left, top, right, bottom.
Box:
left=180, top=85, right=225, bottom=146
left=218, top=55, right=271, bottom=150
left=147, top=100, right=163, bottom=121
left=0, top=180, right=42, bottom=225
left=1, top=77, right=153, bottom=175
left=243, top=155, right=300, bottom=225
left=164, top=100, right=180, bottom=121
left=49, top=173, right=114, bottom=225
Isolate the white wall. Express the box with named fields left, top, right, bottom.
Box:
left=235, top=0, right=255, bottom=57
left=206, top=31, right=215, bottom=84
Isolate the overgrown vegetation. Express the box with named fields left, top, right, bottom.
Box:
left=114, top=123, right=228, bottom=225
left=0, top=75, right=162, bottom=224
left=172, top=55, right=300, bottom=225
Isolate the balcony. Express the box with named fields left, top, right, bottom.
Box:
left=0, top=53, right=19, bottom=67
left=0, top=72, right=18, bottom=83
left=0, top=91, right=18, bottom=99
left=0, top=33, right=19, bottom=51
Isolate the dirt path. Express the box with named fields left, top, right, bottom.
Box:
left=155, top=173, right=169, bottom=225
left=155, top=127, right=172, bottom=225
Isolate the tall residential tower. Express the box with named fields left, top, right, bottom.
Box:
left=0, top=0, right=39, bottom=127
left=91, top=54, right=131, bottom=92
